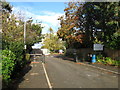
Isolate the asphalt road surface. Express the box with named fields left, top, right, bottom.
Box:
left=45, top=55, right=118, bottom=88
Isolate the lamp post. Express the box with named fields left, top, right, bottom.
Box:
left=24, top=21, right=27, bottom=49
left=24, top=18, right=32, bottom=50
left=16, top=22, right=27, bottom=49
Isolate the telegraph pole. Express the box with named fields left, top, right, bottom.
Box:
left=24, top=17, right=32, bottom=49
left=24, top=21, right=26, bottom=49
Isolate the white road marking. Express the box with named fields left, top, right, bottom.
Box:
left=83, top=63, right=120, bottom=75
left=42, top=63, right=53, bottom=90
left=87, top=74, right=91, bottom=77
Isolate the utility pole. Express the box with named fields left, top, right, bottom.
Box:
left=24, top=17, right=32, bottom=49
left=24, top=21, right=26, bottom=49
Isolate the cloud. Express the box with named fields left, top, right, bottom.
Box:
left=36, top=14, right=61, bottom=26
left=41, top=23, right=50, bottom=34
left=35, top=12, right=63, bottom=34
left=12, top=6, right=64, bottom=34
left=12, top=6, right=35, bottom=20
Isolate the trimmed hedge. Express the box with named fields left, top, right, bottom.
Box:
left=2, top=50, right=16, bottom=85
left=2, top=41, right=27, bottom=87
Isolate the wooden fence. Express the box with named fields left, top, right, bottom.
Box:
left=65, top=48, right=120, bottom=61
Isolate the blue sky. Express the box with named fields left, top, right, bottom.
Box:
left=8, top=2, right=67, bottom=34
left=6, top=1, right=67, bottom=48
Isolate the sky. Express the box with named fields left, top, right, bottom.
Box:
left=6, top=1, right=67, bottom=48
left=8, top=2, right=67, bottom=34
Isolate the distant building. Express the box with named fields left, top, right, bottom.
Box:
left=32, top=42, right=42, bottom=49
left=41, top=49, right=50, bottom=55
left=31, top=49, right=43, bottom=55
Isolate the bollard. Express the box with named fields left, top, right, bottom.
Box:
left=33, top=55, right=35, bottom=62
left=73, top=52, right=79, bottom=63
left=75, top=55, right=79, bottom=63
left=92, top=54, right=96, bottom=63
left=42, top=55, right=45, bottom=63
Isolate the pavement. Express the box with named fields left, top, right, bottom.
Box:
left=17, top=61, right=48, bottom=88
left=2, top=54, right=49, bottom=90
left=6, top=61, right=49, bottom=89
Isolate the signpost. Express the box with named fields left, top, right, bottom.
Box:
left=92, top=44, right=104, bottom=63
left=93, top=44, right=104, bottom=51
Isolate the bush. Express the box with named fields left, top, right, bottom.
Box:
left=113, top=60, right=120, bottom=66
left=9, top=42, right=24, bottom=66
left=105, top=57, right=113, bottom=65
left=96, top=55, right=120, bottom=66
left=96, top=54, right=104, bottom=63
left=3, top=41, right=26, bottom=79
left=2, top=50, right=16, bottom=85
left=26, top=53, right=30, bottom=62
left=4, top=42, right=26, bottom=71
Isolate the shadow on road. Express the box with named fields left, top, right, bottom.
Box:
left=53, top=54, right=76, bottom=63
left=53, top=54, right=119, bottom=74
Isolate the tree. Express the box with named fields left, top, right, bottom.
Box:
left=57, top=2, right=85, bottom=49
left=2, top=0, right=43, bottom=83
left=1, top=1, right=12, bottom=13
left=81, top=2, right=120, bottom=49
left=93, top=2, right=120, bottom=49
left=25, top=21, right=43, bottom=53
left=49, top=27, right=53, bottom=33
left=57, top=2, right=120, bottom=49
left=42, top=28, right=64, bottom=52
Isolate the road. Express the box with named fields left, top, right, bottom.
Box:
left=45, top=55, right=118, bottom=88
left=16, top=55, right=118, bottom=89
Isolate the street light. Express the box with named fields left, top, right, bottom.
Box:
left=24, top=21, right=27, bottom=49
left=24, top=17, right=32, bottom=49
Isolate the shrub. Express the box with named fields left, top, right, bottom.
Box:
left=97, top=55, right=120, bottom=66
left=2, top=50, right=16, bottom=85
left=115, top=60, right=120, bottom=66
left=4, top=42, right=26, bottom=71
left=105, top=57, right=113, bottom=65
left=26, top=53, right=30, bottom=62
left=8, top=42, right=24, bottom=66
left=96, top=54, right=104, bottom=63
left=2, top=41, right=26, bottom=79
left=111, top=60, right=120, bottom=66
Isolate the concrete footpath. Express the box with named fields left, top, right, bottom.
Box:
left=16, top=61, right=49, bottom=89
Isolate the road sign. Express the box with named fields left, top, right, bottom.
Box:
left=93, top=44, right=104, bottom=51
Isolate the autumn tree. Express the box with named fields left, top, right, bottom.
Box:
left=57, top=2, right=85, bottom=49
left=58, top=2, right=120, bottom=49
